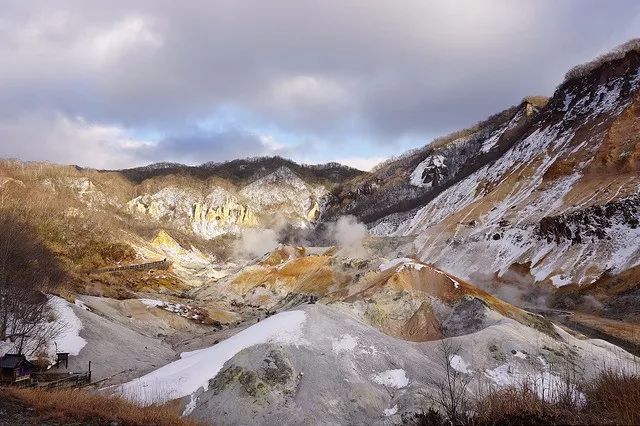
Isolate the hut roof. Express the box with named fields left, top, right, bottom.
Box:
left=0, top=354, right=35, bottom=369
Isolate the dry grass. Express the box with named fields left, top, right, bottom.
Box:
left=475, top=382, right=581, bottom=425
left=0, top=387, right=200, bottom=426
left=564, top=38, right=640, bottom=82
left=473, top=367, right=640, bottom=425
left=584, top=368, right=640, bottom=425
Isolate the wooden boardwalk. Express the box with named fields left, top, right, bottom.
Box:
left=92, top=259, right=170, bottom=274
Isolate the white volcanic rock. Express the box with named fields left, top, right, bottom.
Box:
left=239, top=166, right=325, bottom=224
left=125, top=168, right=326, bottom=238
left=126, top=186, right=257, bottom=239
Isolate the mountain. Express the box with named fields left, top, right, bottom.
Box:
left=323, top=96, right=548, bottom=226
left=0, top=40, right=639, bottom=424
left=116, top=156, right=364, bottom=186
left=331, top=42, right=640, bottom=325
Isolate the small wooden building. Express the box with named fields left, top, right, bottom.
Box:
left=0, top=354, right=37, bottom=385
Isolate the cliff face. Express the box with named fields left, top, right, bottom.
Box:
left=323, top=97, right=546, bottom=228
left=127, top=187, right=258, bottom=239
left=125, top=166, right=325, bottom=239
left=370, top=49, right=640, bottom=290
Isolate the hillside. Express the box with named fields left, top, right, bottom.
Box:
left=0, top=40, right=639, bottom=425
left=351, top=42, right=640, bottom=329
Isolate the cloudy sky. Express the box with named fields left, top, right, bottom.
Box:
left=0, top=1, right=638, bottom=170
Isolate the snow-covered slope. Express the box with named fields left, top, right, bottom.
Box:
left=369, top=44, right=640, bottom=296
left=115, top=303, right=636, bottom=424
left=323, top=98, right=546, bottom=228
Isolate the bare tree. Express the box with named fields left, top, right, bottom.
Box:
left=0, top=208, right=67, bottom=355
left=430, top=338, right=473, bottom=425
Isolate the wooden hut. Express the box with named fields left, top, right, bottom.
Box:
left=0, top=354, right=37, bottom=385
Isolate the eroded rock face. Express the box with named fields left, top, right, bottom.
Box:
left=410, top=155, right=449, bottom=188
left=191, top=191, right=257, bottom=239
left=211, top=349, right=296, bottom=403
left=537, top=195, right=639, bottom=244
left=441, top=296, right=494, bottom=337
left=126, top=167, right=325, bottom=238
left=239, top=166, right=326, bottom=226
left=204, top=348, right=299, bottom=413
left=127, top=186, right=257, bottom=238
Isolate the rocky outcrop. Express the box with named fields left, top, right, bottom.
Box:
left=127, top=186, right=257, bottom=239
left=126, top=168, right=325, bottom=238
left=238, top=166, right=326, bottom=226
left=537, top=194, right=639, bottom=244
left=191, top=190, right=257, bottom=239
left=323, top=97, right=543, bottom=226
left=410, top=155, right=448, bottom=188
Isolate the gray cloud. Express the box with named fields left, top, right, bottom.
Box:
left=0, top=0, right=638, bottom=168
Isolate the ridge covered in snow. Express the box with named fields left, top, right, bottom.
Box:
left=118, top=310, right=307, bottom=407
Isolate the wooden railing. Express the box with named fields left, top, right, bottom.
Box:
left=92, top=259, right=170, bottom=274
left=32, top=371, right=91, bottom=389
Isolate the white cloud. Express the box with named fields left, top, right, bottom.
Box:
left=0, top=112, right=156, bottom=169
left=268, top=75, right=349, bottom=110
left=336, top=156, right=387, bottom=171
left=258, top=134, right=287, bottom=151
left=89, top=16, right=163, bottom=65
left=0, top=1, right=638, bottom=168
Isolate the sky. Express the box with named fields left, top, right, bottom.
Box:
left=0, top=1, right=638, bottom=171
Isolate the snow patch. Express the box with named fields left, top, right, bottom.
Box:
left=449, top=355, right=472, bottom=373
left=379, top=257, right=415, bottom=271
left=550, top=274, right=572, bottom=287
left=139, top=299, right=165, bottom=307
left=74, top=299, right=91, bottom=311
left=450, top=278, right=461, bottom=289
left=513, top=351, right=527, bottom=359
left=485, top=362, right=584, bottom=403
left=384, top=404, right=399, bottom=416
left=372, top=369, right=409, bottom=389
left=49, top=296, right=87, bottom=356
left=332, top=334, right=358, bottom=354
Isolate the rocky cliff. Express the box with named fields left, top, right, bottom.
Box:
left=323, top=96, right=547, bottom=230
left=365, top=44, right=640, bottom=295
left=125, top=166, right=327, bottom=238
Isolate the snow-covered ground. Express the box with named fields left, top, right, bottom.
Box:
left=117, top=310, right=307, bottom=407
left=0, top=296, right=87, bottom=362
left=371, top=369, right=410, bottom=388
left=102, top=303, right=639, bottom=424
left=48, top=295, right=87, bottom=357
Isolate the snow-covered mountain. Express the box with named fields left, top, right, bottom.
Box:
left=329, top=42, right=640, bottom=317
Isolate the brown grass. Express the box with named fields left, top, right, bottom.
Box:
left=583, top=368, right=640, bottom=425
left=0, top=387, right=200, bottom=426
left=475, top=382, right=580, bottom=425
left=474, top=368, right=640, bottom=425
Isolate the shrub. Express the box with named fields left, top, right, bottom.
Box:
left=563, top=38, right=640, bottom=82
